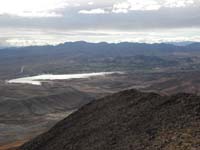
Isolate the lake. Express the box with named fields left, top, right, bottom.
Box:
left=7, top=72, right=123, bottom=85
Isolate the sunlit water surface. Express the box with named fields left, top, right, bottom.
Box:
left=7, top=72, right=123, bottom=85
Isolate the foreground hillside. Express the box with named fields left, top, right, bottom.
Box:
left=21, top=89, right=200, bottom=150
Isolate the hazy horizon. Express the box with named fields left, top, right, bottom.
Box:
left=0, top=40, right=198, bottom=48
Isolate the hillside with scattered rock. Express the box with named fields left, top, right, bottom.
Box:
left=20, top=89, right=200, bottom=150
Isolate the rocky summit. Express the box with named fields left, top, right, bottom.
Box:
left=20, top=89, right=200, bottom=150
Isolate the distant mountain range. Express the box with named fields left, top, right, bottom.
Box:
left=165, top=41, right=196, bottom=46
left=0, top=46, right=8, bottom=49
left=0, top=41, right=200, bottom=79
left=2, top=41, right=200, bottom=56
left=1, top=41, right=199, bottom=49
left=20, top=89, right=200, bottom=150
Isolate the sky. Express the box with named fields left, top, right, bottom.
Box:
left=0, top=0, right=200, bottom=46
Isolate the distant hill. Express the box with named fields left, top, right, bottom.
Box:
left=0, top=87, right=94, bottom=146
left=21, top=89, right=200, bottom=150
left=165, top=41, right=195, bottom=46
left=0, top=87, right=92, bottom=118
left=1, top=42, right=200, bottom=79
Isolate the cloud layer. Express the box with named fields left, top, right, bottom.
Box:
left=80, top=0, right=196, bottom=14
left=0, top=0, right=69, bottom=17
left=0, top=0, right=199, bottom=46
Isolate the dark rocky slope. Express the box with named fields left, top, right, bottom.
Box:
left=20, top=89, right=200, bottom=150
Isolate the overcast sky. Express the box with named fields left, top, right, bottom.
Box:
left=0, top=0, right=200, bottom=46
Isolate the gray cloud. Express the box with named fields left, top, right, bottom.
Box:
left=0, top=0, right=200, bottom=46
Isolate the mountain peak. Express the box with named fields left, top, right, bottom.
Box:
left=20, top=89, right=200, bottom=150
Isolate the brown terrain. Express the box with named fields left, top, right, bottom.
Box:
left=0, top=42, right=200, bottom=149
left=20, top=89, right=200, bottom=150
left=0, top=141, right=26, bottom=150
